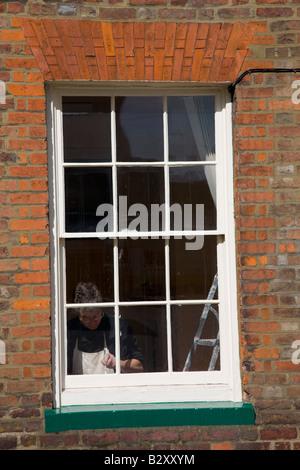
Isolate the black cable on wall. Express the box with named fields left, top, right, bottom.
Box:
left=229, top=68, right=300, bottom=100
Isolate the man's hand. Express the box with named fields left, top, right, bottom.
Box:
left=102, top=351, right=143, bottom=373
left=101, top=351, right=116, bottom=370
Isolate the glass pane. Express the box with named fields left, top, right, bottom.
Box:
left=120, top=306, right=168, bottom=373
left=119, top=239, right=165, bottom=302
left=170, top=166, right=216, bottom=231
left=168, top=96, right=215, bottom=162
left=116, top=97, right=164, bottom=162
left=65, top=168, right=112, bottom=233
left=169, top=236, right=218, bottom=301
left=65, top=239, right=114, bottom=303
left=118, top=167, right=165, bottom=232
left=171, top=304, right=220, bottom=372
left=62, top=96, right=111, bottom=163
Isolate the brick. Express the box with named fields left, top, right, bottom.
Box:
left=33, top=366, right=51, bottom=378
left=0, top=259, right=19, bottom=272
left=8, top=139, right=47, bottom=151
left=39, top=434, right=79, bottom=449
left=14, top=272, right=50, bottom=284
left=172, top=48, right=184, bottom=81
left=99, top=8, right=136, bottom=19
left=242, top=322, right=278, bottom=332
left=242, top=269, right=276, bottom=280
left=239, top=191, right=275, bottom=202
left=1, top=30, right=25, bottom=42
left=10, top=219, right=48, bottom=231
left=11, top=246, right=47, bottom=257
left=139, top=429, right=179, bottom=442
left=260, top=428, right=297, bottom=440
left=211, top=442, right=233, bottom=450
left=239, top=242, right=276, bottom=253
left=5, top=58, right=37, bottom=70
left=82, top=431, right=119, bottom=446
left=7, top=84, right=45, bottom=97
left=12, top=326, right=50, bottom=337
left=10, top=193, right=48, bottom=205
left=13, top=299, right=50, bottom=311
left=0, top=437, right=17, bottom=450
left=254, top=347, right=280, bottom=358
left=7, top=3, right=25, bottom=14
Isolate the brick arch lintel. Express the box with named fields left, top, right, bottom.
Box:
left=17, top=18, right=264, bottom=84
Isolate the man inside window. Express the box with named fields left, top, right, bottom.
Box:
left=67, top=282, right=144, bottom=375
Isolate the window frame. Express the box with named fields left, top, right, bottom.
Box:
left=47, top=84, right=241, bottom=408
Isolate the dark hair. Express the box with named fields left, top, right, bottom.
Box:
left=74, top=282, right=103, bottom=303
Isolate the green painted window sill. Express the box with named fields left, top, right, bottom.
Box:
left=44, top=401, right=255, bottom=433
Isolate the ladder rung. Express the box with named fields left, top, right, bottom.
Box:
left=195, top=339, right=218, bottom=347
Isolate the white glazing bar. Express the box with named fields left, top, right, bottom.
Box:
left=62, top=161, right=216, bottom=168
left=111, top=96, right=118, bottom=241
left=65, top=299, right=220, bottom=309
left=61, top=241, right=68, bottom=383
left=114, top=239, right=121, bottom=375
left=111, top=96, right=121, bottom=375
left=163, top=95, right=170, bottom=233
left=165, top=241, right=173, bottom=373
left=56, top=94, right=66, bottom=237
left=163, top=95, right=173, bottom=373
left=63, top=230, right=223, bottom=238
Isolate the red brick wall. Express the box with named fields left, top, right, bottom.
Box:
left=1, top=0, right=300, bottom=450
left=235, top=71, right=300, bottom=435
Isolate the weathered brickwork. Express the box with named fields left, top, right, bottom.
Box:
left=235, top=72, right=300, bottom=429
left=1, top=0, right=300, bottom=450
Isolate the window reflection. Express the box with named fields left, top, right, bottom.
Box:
left=170, top=236, right=218, bottom=301
left=65, top=168, right=112, bottom=233
left=168, top=96, right=215, bottom=162
left=65, top=239, right=114, bottom=303
left=120, top=306, right=168, bottom=373
left=170, top=166, right=216, bottom=231
left=116, top=97, right=164, bottom=162
left=119, top=239, right=165, bottom=302
left=117, top=167, right=165, bottom=232
left=63, top=96, right=111, bottom=163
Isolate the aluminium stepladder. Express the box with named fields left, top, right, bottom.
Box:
left=183, top=273, right=220, bottom=372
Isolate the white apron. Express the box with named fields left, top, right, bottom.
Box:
left=72, top=338, right=115, bottom=375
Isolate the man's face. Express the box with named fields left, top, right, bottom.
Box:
left=79, top=308, right=102, bottom=330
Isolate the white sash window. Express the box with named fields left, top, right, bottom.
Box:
left=47, top=86, right=241, bottom=407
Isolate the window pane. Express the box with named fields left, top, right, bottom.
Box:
left=119, top=239, right=165, bottom=301
left=65, top=239, right=114, bottom=303
left=168, top=96, right=215, bottom=162
left=169, top=236, right=218, bottom=301
left=171, top=304, right=220, bottom=372
left=117, top=167, right=165, bottom=232
left=65, top=168, right=112, bottom=233
left=63, top=96, right=111, bottom=163
left=120, top=306, right=168, bottom=373
left=169, top=166, right=216, bottom=231
left=116, top=97, right=164, bottom=162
